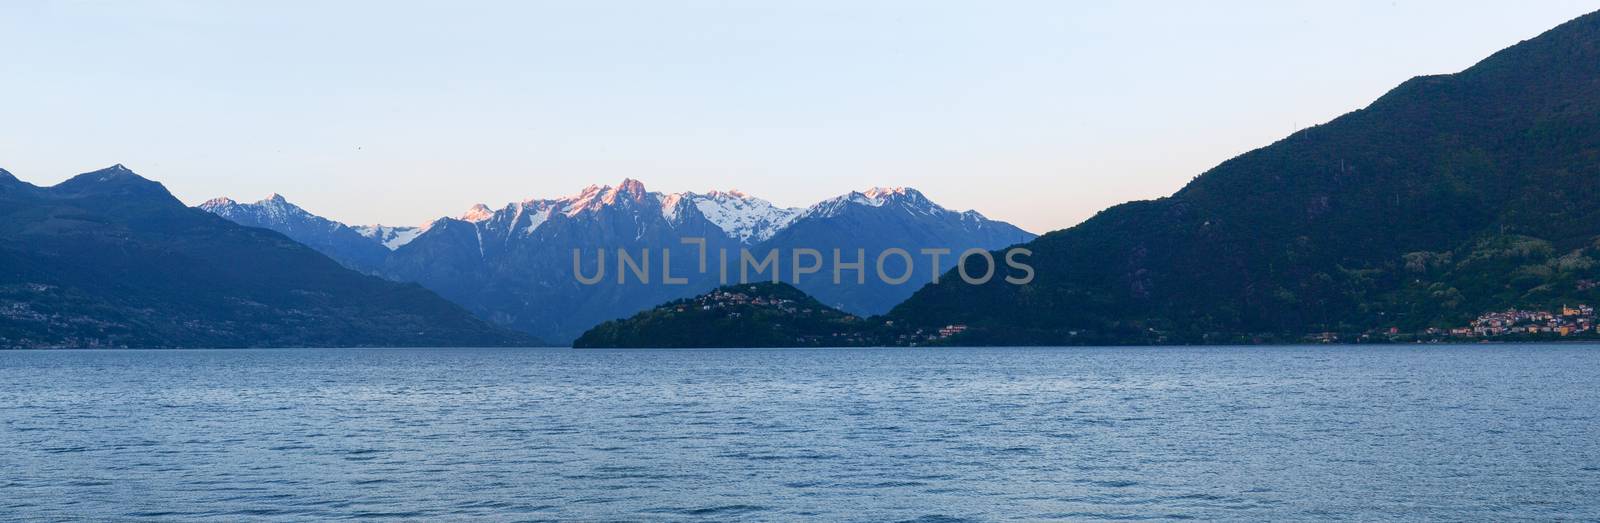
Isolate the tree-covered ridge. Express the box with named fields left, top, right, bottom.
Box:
left=575, top=283, right=899, bottom=348
left=1375, top=235, right=1600, bottom=332
left=888, top=10, right=1600, bottom=345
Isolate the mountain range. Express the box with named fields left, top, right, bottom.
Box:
left=0, top=165, right=535, bottom=348
left=27, top=8, right=1597, bottom=349
left=202, top=181, right=1033, bottom=343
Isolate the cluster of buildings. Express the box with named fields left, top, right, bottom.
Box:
left=1447, top=304, right=1595, bottom=337
left=0, top=301, right=48, bottom=324
left=882, top=323, right=970, bottom=346
left=666, top=288, right=978, bottom=346
left=674, top=288, right=812, bottom=316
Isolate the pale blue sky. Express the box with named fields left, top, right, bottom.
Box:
left=3, top=1, right=1595, bottom=233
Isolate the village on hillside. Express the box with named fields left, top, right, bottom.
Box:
left=678, top=287, right=975, bottom=346
left=1313, top=304, right=1600, bottom=344
left=1448, top=304, right=1596, bottom=337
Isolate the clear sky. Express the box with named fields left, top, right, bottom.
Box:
left=2, top=1, right=1595, bottom=233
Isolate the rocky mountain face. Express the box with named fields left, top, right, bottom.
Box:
left=0, top=165, right=536, bottom=348
left=352, top=225, right=422, bottom=251
left=203, top=180, right=1033, bottom=343
left=890, top=9, right=1600, bottom=345
left=199, top=194, right=393, bottom=273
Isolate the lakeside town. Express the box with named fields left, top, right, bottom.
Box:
left=1450, top=304, right=1595, bottom=337
left=689, top=287, right=1600, bottom=346
left=1311, top=304, right=1600, bottom=344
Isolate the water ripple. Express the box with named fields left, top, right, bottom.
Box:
left=0, top=345, right=1597, bottom=521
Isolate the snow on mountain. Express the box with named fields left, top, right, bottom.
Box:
left=680, top=190, right=800, bottom=243
left=460, top=204, right=495, bottom=223
left=758, top=185, right=1035, bottom=316
left=801, top=186, right=953, bottom=220
left=202, top=179, right=1032, bottom=343
left=470, top=198, right=567, bottom=239
left=521, top=208, right=552, bottom=235
left=201, top=193, right=332, bottom=232
left=198, top=194, right=393, bottom=271
left=353, top=225, right=423, bottom=250
left=451, top=179, right=799, bottom=244
left=205, top=182, right=1012, bottom=256
left=557, top=178, right=652, bottom=217
left=200, top=196, right=237, bottom=208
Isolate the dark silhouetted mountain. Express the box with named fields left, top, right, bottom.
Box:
left=0, top=165, right=537, bottom=348
left=574, top=282, right=888, bottom=348
left=890, top=10, right=1600, bottom=344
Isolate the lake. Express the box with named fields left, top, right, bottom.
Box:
left=2, top=345, right=1598, bottom=521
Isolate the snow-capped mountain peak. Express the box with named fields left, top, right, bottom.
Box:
left=659, top=192, right=687, bottom=221
left=862, top=186, right=913, bottom=199
left=459, top=180, right=807, bottom=243
left=705, top=188, right=748, bottom=199
left=461, top=204, right=494, bottom=222
left=862, top=186, right=937, bottom=207
left=677, top=190, right=801, bottom=244
left=243, top=193, right=317, bottom=223
left=65, top=164, right=155, bottom=187
left=197, top=193, right=396, bottom=270
left=202, top=181, right=1007, bottom=254
left=802, top=186, right=947, bottom=219
left=212, top=193, right=295, bottom=217
left=613, top=178, right=647, bottom=201
left=559, top=185, right=605, bottom=217
left=559, top=179, right=647, bottom=217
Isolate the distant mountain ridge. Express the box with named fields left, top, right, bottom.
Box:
left=202, top=180, right=1033, bottom=343
left=433, top=179, right=808, bottom=247
left=199, top=194, right=392, bottom=272
left=0, top=165, right=536, bottom=348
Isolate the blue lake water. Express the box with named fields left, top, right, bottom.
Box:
left=2, top=345, right=1598, bottom=521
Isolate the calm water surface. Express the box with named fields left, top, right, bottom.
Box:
left=2, top=345, right=1598, bottom=521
